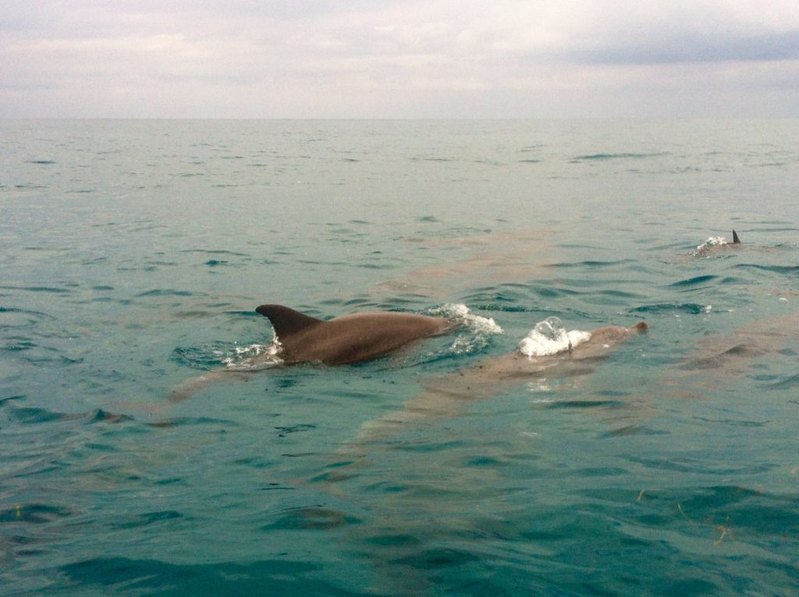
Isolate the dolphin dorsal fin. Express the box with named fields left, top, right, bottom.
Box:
left=255, top=304, right=323, bottom=338
left=732, top=230, right=741, bottom=244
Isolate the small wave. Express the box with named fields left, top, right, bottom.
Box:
left=518, top=317, right=591, bottom=357
left=7, top=405, right=70, bottom=424
left=670, top=274, right=719, bottom=287
left=136, top=289, right=195, bottom=298
left=572, top=152, right=669, bottom=162
left=0, top=285, right=71, bottom=294
left=736, top=263, right=799, bottom=275
left=632, top=303, right=711, bottom=315
left=0, top=503, right=72, bottom=523
left=764, top=373, right=799, bottom=390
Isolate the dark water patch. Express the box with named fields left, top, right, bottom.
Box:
left=3, top=339, right=36, bottom=350
left=112, top=510, right=185, bottom=530
left=545, top=399, right=624, bottom=410
left=2, top=404, right=127, bottom=426
left=763, top=373, right=799, bottom=390
left=262, top=506, right=361, bottom=531
left=58, top=557, right=348, bottom=596
left=626, top=456, right=773, bottom=476
left=735, top=263, right=799, bottom=275
left=181, top=249, right=249, bottom=257
left=27, top=159, right=56, bottom=165
left=275, top=423, right=316, bottom=437
left=0, top=285, right=71, bottom=295
left=143, top=415, right=239, bottom=430
left=670, top=274, right=719, bottom=287
left=365, top=533, right=422, bottom=547
left=631, top=303, right=709, bottom=315
left=517, top=159, right=542, bottom=163
left=0, top=307, right=53, bottom=321
left=571, top=152, right=670, bottom=162
left=6, top=406, right=70, bottom=424
left=693, top=416, right=768, bottom=428
left=599, top=425, right=670, bottom=438
left=394, top=546, right=480, bottom=569
left=411, top=156, right=452, bottom=163
left=676, top=486, right=799, bottom=534
left=173, top=309, right=216, bottom=319
left=136, top=289, right=196, bottom=298
left=0, top=394, right=25, bottom=406
left=0, top=503, right=72, bottom=524
left=534, top=286, right=580, bottom=300
left=548, top=259, right=635, bottom=269
left=85, top=409, right=134, bottom=424
left=592, top=288, right=644, bottom=300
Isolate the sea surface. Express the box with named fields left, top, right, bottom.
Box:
left=1, top=119, right=798, bottom=595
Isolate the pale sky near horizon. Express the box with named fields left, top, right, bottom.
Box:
left=2, top=0, right=799, bottom=119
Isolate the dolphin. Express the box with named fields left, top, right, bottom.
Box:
left=352, top=321, right=648, bottom=444
left=692, top=230, right=741, bottom=257
left=168, top=304, right=458, bottom=402
left=255, top=304, right=458, bottom=366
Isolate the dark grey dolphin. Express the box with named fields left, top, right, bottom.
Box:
left=168, top=304, right=458, bottom=402
left=256, top=304, right=457, bottom=366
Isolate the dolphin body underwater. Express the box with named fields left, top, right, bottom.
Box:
left=352, top=320, right=649, bottom=443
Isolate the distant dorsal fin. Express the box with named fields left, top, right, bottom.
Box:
left=255, top=304, right=323, bottom=338
left=732, top=230, right=741, bottom=244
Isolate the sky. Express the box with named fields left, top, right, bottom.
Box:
left=2, top=0, right=799, bottom=119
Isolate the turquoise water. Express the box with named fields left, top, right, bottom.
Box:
left=2, top=119, right=798, bottom=595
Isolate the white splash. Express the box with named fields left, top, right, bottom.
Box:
left=518, top=316, right=592, bottom=357
left=222, top=341, right=283, bottom=370
left=699, top=236, right=728, bottom=250
left=434, top=303, right=503, bottom=334
left=692, top=236, right=729, bottom=256
left=429, top=303, right=503, bottom=357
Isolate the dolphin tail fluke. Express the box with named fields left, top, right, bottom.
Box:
left=732, top=230, right=741, bottom=244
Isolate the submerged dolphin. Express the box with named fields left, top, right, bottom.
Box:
left=352, top=321, right=648, bottom=444
left=255, top=304, right=458, bottom=366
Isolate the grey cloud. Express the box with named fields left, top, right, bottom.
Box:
left=576, top=28, right=799, bottom=65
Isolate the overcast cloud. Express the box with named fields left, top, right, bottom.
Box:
left=2, top=0, right=798, bottom=118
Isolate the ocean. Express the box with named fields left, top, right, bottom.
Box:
left=1, top=119, right=798, bottom=595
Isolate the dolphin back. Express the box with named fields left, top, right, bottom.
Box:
left=255, top=304, right=323, bottom=338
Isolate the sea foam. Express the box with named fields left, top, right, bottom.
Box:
left=518, top=317, right=592, bottom=357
